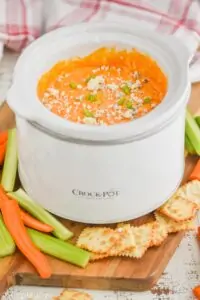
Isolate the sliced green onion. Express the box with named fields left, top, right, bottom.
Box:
left=0, top=214, right=16, bottom=257
left=1, top=129, right=18, bottom=192
left=69, top=82, right=77, bottom=89
left=185, top=109, right=200, bottom=155
left=87, top=94, right=97, bottom=103
left=117, top=97, right=126, bottom=106
left=85, top=75, right=96, bottom=83
left=143, top=97, right=151, bottom=104
left=8, top=189, right=73, bottom=241
left=83, top=109, right=94, bottom=118
left=126, top=101, right=133, bottom=109
left=121, top=85, right=131, bottom=95
left=27, top=228, right=90, bottom=268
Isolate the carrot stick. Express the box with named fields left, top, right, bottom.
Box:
left=1, top=198, right=52, bottom=278
left=0, top=185, right=9, bottom=207
left=0, top=131, right=8, bottom=145
left=193, top=285, right=200, bottom=299
left=189, top=159, right=200, bottom=181
left=20, top=210, right=53, bottom=233
left=0, top=142, right=7, bottom=165
left=9, top=189, right=73, bottom=240
left=0, top=185, right=53, bottom=234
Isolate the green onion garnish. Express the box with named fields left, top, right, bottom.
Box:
left=121, top=85, right=131, bottom=95
left=85, top=75, right=96, bottom=83
left=69, top=82, right=77, bottom=89
left=87, top=94, right=97, bottom=103
left=117, top=97, right=126, bottom=106
left=83, top=109, right=94, bottom=118
left=126, top=101, right=133, bottom=109
left=143, top=97, right=151, bottom=104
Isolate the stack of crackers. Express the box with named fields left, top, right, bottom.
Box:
left=77, top=180, right=200, bottom=261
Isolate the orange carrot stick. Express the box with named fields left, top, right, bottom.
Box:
left=193, top=285, right=200, bottom=299
left=0, top=131, right=8, bottom=145
left=0, top=185, right=8, bottom=206
left=0, top=186, right=53, bottom=233
left=20, top=210, right=53, bottom=233
left=1, top=198, right=52, bottom=278
left=0, top=142, right=7, bottom=165
left=189, top=159, right=200, bottom=181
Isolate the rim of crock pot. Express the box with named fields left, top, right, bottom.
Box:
left=9, top=22, right=191, bottom=142
left=27, top=83, right=190, bottom=146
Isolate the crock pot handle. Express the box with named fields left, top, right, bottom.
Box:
left=176, top=43, right=200, bottom=83
left=170, top=37, right=192, bottom=63
left=6, top=83, right=75, bottom=138
left=6, top=84, right=38, bottom=121
left=165, top=35, right=200, bottom=82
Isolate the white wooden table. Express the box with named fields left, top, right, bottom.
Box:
left=0, top=51, right=200, bottom=300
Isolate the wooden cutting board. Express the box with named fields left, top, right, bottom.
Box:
left=0, top=83, right=199, bottom=295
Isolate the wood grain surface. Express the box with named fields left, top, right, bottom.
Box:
left=0, top=82, right=199, bottom=295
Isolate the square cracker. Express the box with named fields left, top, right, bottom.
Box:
left=89, top=224, right=135, bottom=260
left=77, top=227, right=119, bottom=254
left=155, top=212, right=196, bottom=233
left=158, top=195, right=198, bottom=222
left=90, top=252, right=110, bottom=261
left=108, top=224, right=135, bottom=256
left=177, top=180, right=200, bottom=208
left=120, top=224, right=153, bottom=258
left=151, top=221, right=168, bottom=247
left=54, top=289, right=92, bottom=300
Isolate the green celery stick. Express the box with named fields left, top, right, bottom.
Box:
left=27, top=228, right=90, bottom=268
left=8, top=189, right=73, bottom=240
left=195, top=116, right=200, bottom=127
left=0, top=214, right=16, bottom=257
left=185, top=109, right=200, bottom=155
left=185, top=133, right=196, bottom=154
left=1, top=129, right=18, bottom=192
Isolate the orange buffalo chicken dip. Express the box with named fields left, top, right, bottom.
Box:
left=37, top=47, right=167, bottom=126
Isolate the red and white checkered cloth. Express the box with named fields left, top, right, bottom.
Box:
left=0, top=0, right=200, bottom=82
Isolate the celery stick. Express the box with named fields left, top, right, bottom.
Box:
left=27, top=228, right=90, bottom=268
left=195, top=116, right=200, bottom=127
left=185, top=133, right=196, bottom=154
left=0, top=214, right=16, bottom=257
left=1, top=129, right=18, bottom=192
left=8, top=189, right=73, bottom=241
left=185, top=109, right=200, bottom=155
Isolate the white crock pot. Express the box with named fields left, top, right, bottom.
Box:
left=7, top=22, right=191, bottom=224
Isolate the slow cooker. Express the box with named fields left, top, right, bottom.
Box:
left=7, top=22, right=191, bottom=224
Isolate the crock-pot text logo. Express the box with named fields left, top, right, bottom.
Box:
left=72, top=189, right=120, bottom=200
